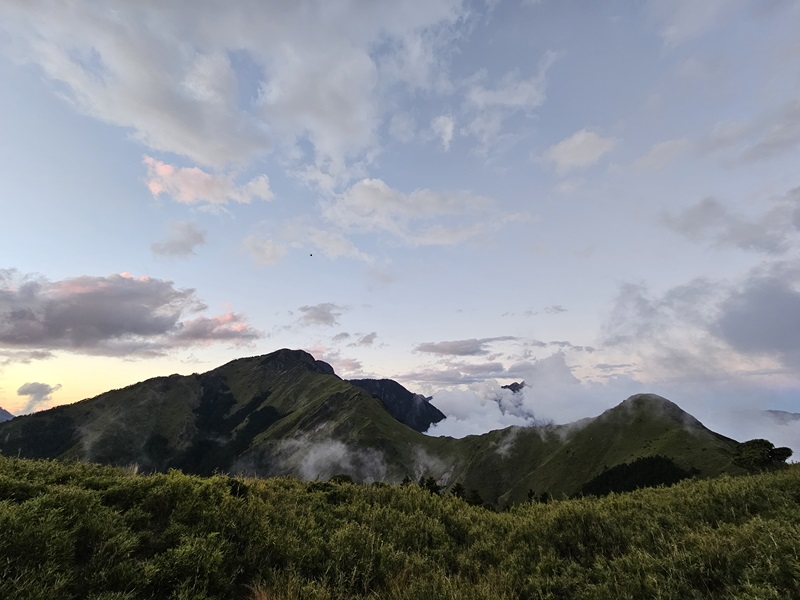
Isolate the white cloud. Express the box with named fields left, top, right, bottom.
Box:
left=151, top=221, right=207, bottom=257
left=242, top=236, right=287, bottom=266
left=288, top=224, right=372, bottom=263
left=466, top=51, right=558, bottom=110
left=324, top=178, right=494, bottom=245
left=144, top=156, right=273, bottom=205
left=543, top=129, right=617, bottom=174
left=633, top=138, right=694, bottom=169
left=388, top=113, right=417, bottom=143
left=431, top=115, right=455, bottom=150
left=648, top=0, right=740, bottom=47
left=0, top=1, right=468, bottom=181
left=424, top=353, right=638, bottom=437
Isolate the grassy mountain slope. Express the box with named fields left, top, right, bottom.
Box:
left=1, top=454, right=798, bottom=599
left=0, top=351, right=744, bottom=501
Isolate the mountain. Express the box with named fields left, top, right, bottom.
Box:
left=502, top=381, right=525, bottom=393
left=0, top=407, right=13, bottom=423
left=0, top=350, right=745, bottom=503
left=348, top=378, right=445, bottom=432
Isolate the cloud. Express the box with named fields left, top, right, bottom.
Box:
left=151, top=221, right=207, bottom=257
left=431, top=115, right=455, bottom=150
left=0, top=269, right=260, bottom=358
left=242, top=236, right=287, bottom=266
left=16, top=381, right=62, bottom=413
left=648, top=0, right=739, bottom=46
left=424, top=353, right=637, bottom=437
left=144, top=156, right=272, bottom=205
left=297, top=303, right=347, bottom=327
left=270, top=435, right=387, bottom=482
left=332, top=332, right=351, bottom=342
left=465, top=52, right=558, bottom=110
left=388, top=113, right=417, bottom=143
left=460, top=50, right=558, bottom=154
left=543, top=304, right=567, bottom=314
left=171, top=312, right=260, bottom=343
left=739, top=99, right=800, bottom=163
left=288, top=223, right=373, bottom=262
left=600, top=257, right=800, bottom=385
left=662, top=189, right=799, bottom=255
left=324, top=178, right=496, bottom=246
left=633, top=138, right=694, bottom=169
left=414, top=336, right=517, bottom=356
left=713, top=271, right=800, bottom=368
left=696, top=100, right=800, bottom=165
left=543, top=129, right=617, bottom=174
left=350, top=332, right=378, bottom=347
left=0, top=1, right=468, bottom=182
left=304, top=345, right=363, bottom=376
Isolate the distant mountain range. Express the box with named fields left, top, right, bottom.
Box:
left=0, top=349, right=747, bottom=503
left=0, top=407, right=13, bottom=423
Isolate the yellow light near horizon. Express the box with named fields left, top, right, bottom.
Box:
left=0, top=353, right=217, bottom=415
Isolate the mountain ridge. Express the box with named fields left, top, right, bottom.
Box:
left=0, top=349, right=746, bottom=503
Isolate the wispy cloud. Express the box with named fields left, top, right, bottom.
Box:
left=151, top=221, right=207, bottom=257
left=543, top=129, right=617, bottom=174
left=414, top=336, right=518, bottom=356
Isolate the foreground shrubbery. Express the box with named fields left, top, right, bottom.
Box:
left=0, top=455, right=798, bottom=599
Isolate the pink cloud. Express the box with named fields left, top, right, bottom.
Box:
left=143, top=156, right=273, bottom=205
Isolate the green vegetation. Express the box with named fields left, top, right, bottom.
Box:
left=733, top=438, right=793, bottom=472
left=1, top=454, right=798, bottom=599
left=578, top=455, right=696, bottom=497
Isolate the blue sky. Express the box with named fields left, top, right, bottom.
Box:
left=1, top=0, right=799, bottom=450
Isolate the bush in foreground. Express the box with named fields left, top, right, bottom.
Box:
left=0, top=455, right=798, bottom=599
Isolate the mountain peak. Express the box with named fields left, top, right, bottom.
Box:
left=616, top=393, right=703, bottom=428
left=0, top=406, right=14, bottom=423
left=219, top=348, right=336, bottom=377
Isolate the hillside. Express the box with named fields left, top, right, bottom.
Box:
left=0, top=406, right=13, bottom=423
left=1, top=454, right=798, bottom=599
left=0, top=349, right=745, bottom=501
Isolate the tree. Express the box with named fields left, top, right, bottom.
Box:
left=450, top=482, right=466, bottom=499
left=465, top=488, right=484, bottom=507
left=418, top=476, right=441, bottom=495
left=735, top=439, right=793, bottom=472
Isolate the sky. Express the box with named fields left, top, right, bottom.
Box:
left=1, top=1, right=799, bottom=451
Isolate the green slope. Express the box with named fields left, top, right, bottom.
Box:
left=1, top=455, right=798, bottom=599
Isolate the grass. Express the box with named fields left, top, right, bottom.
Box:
left=0, top=454, right=798, bottom=599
